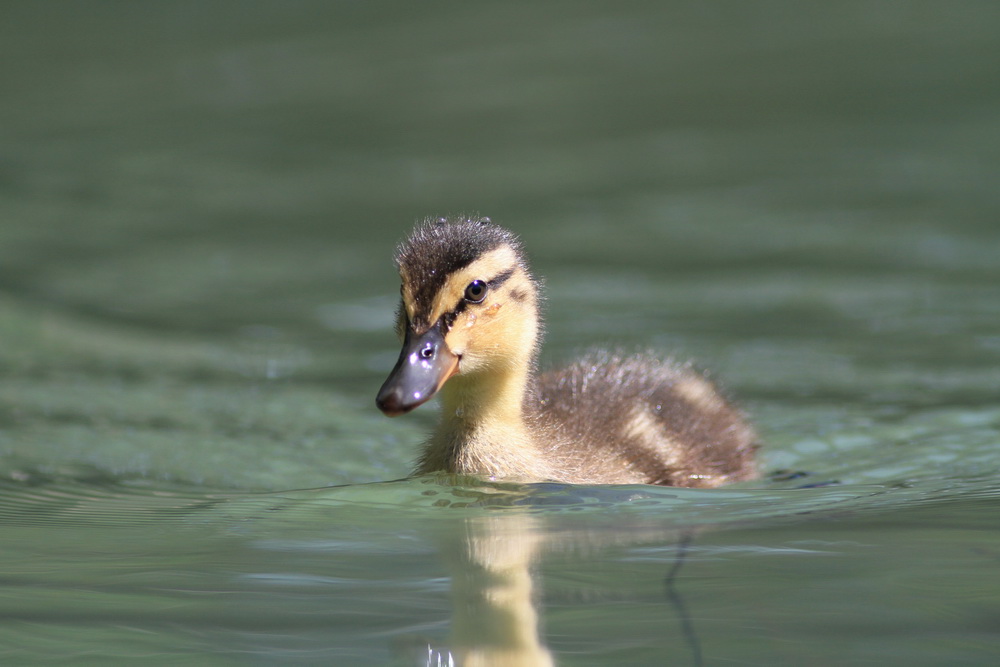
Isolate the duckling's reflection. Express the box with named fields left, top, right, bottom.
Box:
left=444, top=513, right=554, bottom=667
left=430, top=510, right=699, bottom=667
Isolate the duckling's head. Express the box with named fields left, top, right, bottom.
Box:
left=376, top=216, right=540, bottom=416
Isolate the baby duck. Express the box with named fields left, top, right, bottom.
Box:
left=376, top=216, right=758, bottom=487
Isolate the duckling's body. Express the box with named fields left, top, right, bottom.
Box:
left=377, top=217, right=758, bottom=488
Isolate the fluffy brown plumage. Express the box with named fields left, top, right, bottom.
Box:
left=376, top=216, right=758, bottom=487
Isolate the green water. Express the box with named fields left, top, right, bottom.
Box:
left=2, top=2, right=1000, bottom=664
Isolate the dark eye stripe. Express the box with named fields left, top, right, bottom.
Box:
left=440, top=266, right=517, bottom=330
left=488, top=268, right=515, bottom=289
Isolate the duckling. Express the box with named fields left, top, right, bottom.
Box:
left=376, top=216, right=758, bottom=487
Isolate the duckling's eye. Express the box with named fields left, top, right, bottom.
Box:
left=464, top=280, right=488, bottom=303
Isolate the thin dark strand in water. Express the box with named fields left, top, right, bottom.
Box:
left=663, top=531, right=703, bottom=667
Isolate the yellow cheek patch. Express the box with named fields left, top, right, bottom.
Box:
left=399, top=269, right=418, bottom=323
left=445, top=324, right=470, bottom=354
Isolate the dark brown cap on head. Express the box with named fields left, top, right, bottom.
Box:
left=395, top=216, right=525, bottom=327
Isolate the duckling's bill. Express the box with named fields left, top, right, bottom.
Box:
left=376, top=322, right=459, bottom=416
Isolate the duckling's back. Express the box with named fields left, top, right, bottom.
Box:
left=533, top=352, right=758, bottom=487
